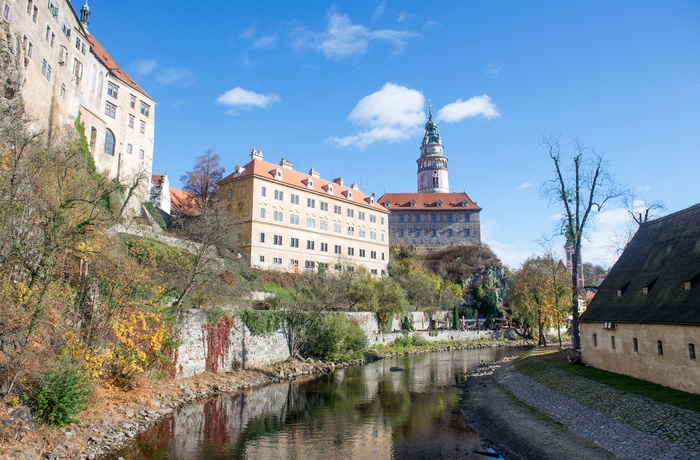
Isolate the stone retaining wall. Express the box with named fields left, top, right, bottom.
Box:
left=175, top=310, right=516, bottom=379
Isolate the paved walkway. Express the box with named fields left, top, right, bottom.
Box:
left=497, top=361, right=700, bottom=460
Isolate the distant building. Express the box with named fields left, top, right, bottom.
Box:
left=218, top=149, right=390, bottom=275
left=3, top=0, right=155, bottom=209
left=379, top=111, right=481, bottom=251
left=151, top=174, right=198, bottom=222
left=579, top=203, right=700, bottom=394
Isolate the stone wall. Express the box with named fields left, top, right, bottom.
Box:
left=175, top=310, right=516, bottom=379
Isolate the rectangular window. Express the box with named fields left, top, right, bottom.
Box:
left=431, top=229, right=437, bottom=237
left=399, top=229, right=405, bottom=237
left=399, top=215, right=404, bottom=223
left=319, top=262, right=329, bottom=270
left=359, top=230, right=366, bottom=238
left=334, top=205, right=342, bottom=214
left=611, top=336, right=616, bottom=350
left=128, top=115, right=134, bottom=128
left=307, top=198, right=315, bottom=208
left=305, top=260, right=315, bottom=269
left=273, top=257, right=282, bottom=264
left=290, top=193, right=299, bottom=205
left=633, top=338, right=638, bottom=352
left=381, top=233, right=385, bottom=242
left=334, top=245, right=341, bottom=254
left=48, top=0, right=58, bottom=17
left=32, top=5, right=37, bottom=22
left=26, top=0, right=32, bottom=15
left=447, top=229, right=453, bottom=237
left=320, top=202, right=328, bottom=211
left=358, top=211, right=365, bottom=220
left=259, top=255, right=265, bottom=262
left=320, top=243, right=328, bottom=252
left=260, top=208, right=266, bottom=218
left=370, top=215, right=376, bottom=223
left=290, top=214, right=299, bottom=225
left=306, top=241, right=315, bottom=250
left=61, top=18, right=71, bottom=38
left=103, top=101, right=116, bottom=118
left=273, top=210, right=283, bottom=222
left=72, top=58, right=83, bottom=81
left=139, top=149, right=145, bottom=159
left=465, top=229, right=471, bottom=237
left=274, top=190, right=284, bottom=201
left=416, top=230, right=421, bottom=237
left=130, top=95, right=136, bottom=109
left=657, top=340, right=663, bottom=356
left=307, top=218, right=315, bottom=228
left=592, top=334, right=597, bottom=347
left=261, top=186, right=266, bottom=197
left=334, top=223, right=342, bottom=233
left=447, top=215, right=453, bottom=222
left=260, top=233, right=265, bottom=243
left=690, top=343, right=696, bottom=360
left=347, top=209, right=354, bottom=218
left=140, top=101, right=150, bottom=117
left=3, top=4, right=10, bottom=20
left=320, top=221, right=328, bottom=231
left=381, top=217, right=385, bottom=225
left=347, top=226, right=354, bottom=236
left=370, top=251, right=377, bottom=259
left=126, top=143, right=132, bottom=154
left=347, top=247, right=354, bottom=256
left=107, top=82, right=119, bottom=98
left=381, top=253, right=385, bottom=260
left=45, top=25, right=50, bottom=41
left=371, top=269, right=378, bottom=275
left=290, top=238, right=299, bottom=248
left=140, top=121, right=146, bottom=134
left=273, top=235, right=283, bottom=245
left=359, top=249, right=366, bottom=257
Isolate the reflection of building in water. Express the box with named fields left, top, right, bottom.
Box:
left=379, top=110, right=482, bottom=252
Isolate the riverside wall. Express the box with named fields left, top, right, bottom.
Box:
left=175, top=310, right=518, bottom=379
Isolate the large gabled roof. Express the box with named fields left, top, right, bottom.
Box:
left=580, top=203, right=700, bottom=325
left=219, top=157, right=388, bottom=213
left=377, top=192, right=481, bottom=211
left=86, top=35, right=153, bottom=101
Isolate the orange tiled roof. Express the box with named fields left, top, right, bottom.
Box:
left=219, top=157, right=388, bottom=212
left=377, top=192, right=481, bottom=211
left=170, top=186, right=200, bottom=217
left=151, top=174, right=165, bottom=188
left=86, top=35, right=153, bottom=100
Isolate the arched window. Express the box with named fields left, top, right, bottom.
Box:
left=103, top=128, right=115, bottom=156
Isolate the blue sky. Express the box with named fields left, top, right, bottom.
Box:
left=85, top=0, right=699, bottom=269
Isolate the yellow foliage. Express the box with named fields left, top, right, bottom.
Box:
left=14, top=283, right=31, bottom=306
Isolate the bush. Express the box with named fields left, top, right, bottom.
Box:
left=393, top=332, right=427, bottom=349
left=24, top=362, right=92, bottom=426
left=240, top=309, right=285, bottom=336
left=301, top=313, right=368, bottom=359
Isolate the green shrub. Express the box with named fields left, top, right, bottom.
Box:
left=302, top=313, right=368, bottom=359
left=241, top=310, right=285, bottom=336
left=24, top=362, right=92, bottom=426
left=393, top=332, right=427, bottom=349
left=411, top=333, right=427, bottom=347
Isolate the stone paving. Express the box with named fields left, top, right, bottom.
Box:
left=497, top=361, right=700, bottom=460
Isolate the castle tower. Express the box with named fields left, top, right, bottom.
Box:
left=417, top=109, right=449, bottom=193
left=80, top=1, right=91, bottom=29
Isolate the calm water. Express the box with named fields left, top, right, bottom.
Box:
left=117, top=347, right=530, bottom=460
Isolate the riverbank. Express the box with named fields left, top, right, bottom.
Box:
left=1, top=339, right=532, bottom=459
left=460, top=348, right=700, bottom=460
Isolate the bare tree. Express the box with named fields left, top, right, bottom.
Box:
left=541, top=136, right=624, bottom=350
left=180, top=151, right=225, bottom=212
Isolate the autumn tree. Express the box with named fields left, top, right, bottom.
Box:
left=509, top=255, right=570, bottom=346
left=180, top=150, right=225, bottom=212
left=542, top=136, right=624, bottom=350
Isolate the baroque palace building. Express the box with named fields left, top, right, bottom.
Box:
left=378, top=111, right=481, bottom=251
left=3, top=0, right=155, bottom=208
left=219, top=149, right=390, bottom=275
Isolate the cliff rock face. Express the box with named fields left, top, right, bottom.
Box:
left=464, top=266, right=509, bottom=313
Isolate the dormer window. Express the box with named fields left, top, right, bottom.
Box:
left=462, top=200, right=468, bottom=207
left=685, top=281, right=693, bottom=291
left=328, top=183, right=334, bottom=194
left=642, top=286, right=649, bottom=296
left=410, top=200, right=416, bottom=207
left=275, top=168, right=282, bottom=180
left=308, top=178, right=314, bottom=188
left=383, top=200, right=390, bottom=208
left=437, top=200, right=443, bottom=208
left=347, top=190, right=353, bottom=200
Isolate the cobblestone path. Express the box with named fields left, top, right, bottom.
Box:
left=497, top=362, right=700, bottom=460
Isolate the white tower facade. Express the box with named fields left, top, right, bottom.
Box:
left=417, top=111, right=449, bottom=193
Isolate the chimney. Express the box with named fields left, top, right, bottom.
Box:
left=280, top=158, right=293, bottom=170
left=309, top=168, right=320, bottom=178
left=250, top=148, right=264, bottom=161
left=333, top=177, right=344, bottom=186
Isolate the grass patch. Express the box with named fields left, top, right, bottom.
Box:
left=515, top=348, right=700, bottom=414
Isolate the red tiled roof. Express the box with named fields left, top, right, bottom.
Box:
left=151, top=174, right=165, bottom=188
left=170, top=186, right=200, bottom=217
left=86, top=35, right=153, bottom=100
left=377, top=192, right=481, bottom=211
left=219, top=158, right=388, bottom=212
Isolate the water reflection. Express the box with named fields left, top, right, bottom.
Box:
left=119, top=347, right=527, bottom=460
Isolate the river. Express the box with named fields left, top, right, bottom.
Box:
left=117, top=346, right=531, bottom=459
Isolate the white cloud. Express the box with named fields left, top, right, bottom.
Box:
left=216, top=87, right=280, bottom=112
left=516, top=182, right=532, bottom=190
left=423, top=20, right=441, bottom=29
left=293, top=13, right=414, bottom=58
left=486, top=63, right=502, bottom=78
left=480, top=220, right=534, bottom=269
left=131, top=59, right=158, bottom=78
left=398, top=12, right=413, bottom=23
left=240, top=23, right=256, bottom=40
left=580, top=206, right=631, bottom=268
left=129, top=60, right=194, bottom=88
left=327, top=83, right=424, bottom=148
left=372, top=0, right=387, bottom=21
left=252, top=35, right=276, bottom=48
left=437, top=95, right=500, bottom=123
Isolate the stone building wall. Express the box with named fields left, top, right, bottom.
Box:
left=175, top=310, right=516, bottom=379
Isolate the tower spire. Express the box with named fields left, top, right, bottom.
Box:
left=80, top=1, right=90, bottom=30
left=416, top=109, right=449, bottom=193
